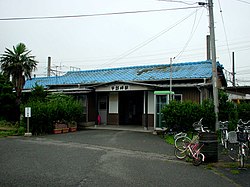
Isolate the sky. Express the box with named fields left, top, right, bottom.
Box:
left=0, top=0, right=250, bottom=86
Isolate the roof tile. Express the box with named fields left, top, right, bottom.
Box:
left=24, top=61, right=219, bottom=89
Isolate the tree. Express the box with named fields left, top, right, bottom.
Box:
left=0, top=43, right=38, bottom=120
left=0, top=73, right=16, bottom=121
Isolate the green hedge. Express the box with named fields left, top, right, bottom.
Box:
left=162, top=90, right=250, bottom=132
left=161, top=100, right=216, bottom=132
left=21, top=93, right=83, bottom=135
left=237, top=102, right=250, bottom=122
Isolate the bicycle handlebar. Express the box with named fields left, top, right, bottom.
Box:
left=219, top=121, right=229, bottom=130
left=238, top=119, right=250, bottom=126
left=192, top=118, right=210, bottom=133
left=174, top=132, right=187, bottom=140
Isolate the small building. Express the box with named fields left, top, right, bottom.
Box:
left=24, top=60, right=227, bottom=130
left=225, top=86, right=250, bottom=103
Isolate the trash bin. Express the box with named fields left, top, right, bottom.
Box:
left=199, top=132, right=218, bottom=163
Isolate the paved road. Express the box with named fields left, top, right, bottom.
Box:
left=0, top=129, right=246, bottom=186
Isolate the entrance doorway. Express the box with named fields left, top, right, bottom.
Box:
left=154, top=91, right=174, bottom=128
left=98, top=95, right=107, bottom=125
left=119, top=91, right=143, bottom=125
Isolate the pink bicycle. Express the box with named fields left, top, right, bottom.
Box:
left=174, top=118, right=206, bottom=166
left=174, top=135, right=205, bottom=166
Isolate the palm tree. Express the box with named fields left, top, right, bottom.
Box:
left=0, top=43, right=38, bottom=119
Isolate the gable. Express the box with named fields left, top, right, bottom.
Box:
left=94, top=81, right=157, bottom=92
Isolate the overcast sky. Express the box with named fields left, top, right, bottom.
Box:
left=0, top=0, right=250, bottom=86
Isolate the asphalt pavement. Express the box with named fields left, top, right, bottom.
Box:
left=0, top=129, right=249, bottom=187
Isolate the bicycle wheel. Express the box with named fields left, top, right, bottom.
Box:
left=239, top=154, right=245, bottom=168
left=228, top=142, right=239, bottom=161
left=245, top=145, right=249, bottom=161
left=192, top=154, right=203, bottom=166
left=175, top=136, right=191, bottom=151
left=221, top=130, right=228, bottom=149
left=239, top=144, right=245, bottom=168
left=220, top=130, right=225, bottom=146
left=174, top=148, right=187, bottom=160
left=239, top=144, right=249, bottom=168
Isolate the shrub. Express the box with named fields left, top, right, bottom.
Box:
left=162, top=100, right=215, bottom=132
left=17, top=126, right=25, bottom=135
left=237, top=102, right=250, bottom=122
left=201, top=100, right=216, bottom=131
left=21, top=93, right=83, bottom=135
left=0, top=74, right=17, bottom=121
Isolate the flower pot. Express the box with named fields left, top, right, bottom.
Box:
left=69, top=127, right=77, bottom=132
left=62, top=128, right=69, bottom=133
left=53, top=129, right=62, bottom=134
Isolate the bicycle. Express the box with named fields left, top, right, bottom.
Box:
left=227, top=119, right=250, bottom=167
left=219, top=121, right=229, bottom=149
left=236, top=119, right=250, bottom=168
left=174, top=133, right=205, bottom=166
left=174, top=132, right=191, bottom=151
left=174, top=118, right=207, bottom=166
left=227, top=130, right=239, bottom=161
left=174, top=118, right=205, bottom=151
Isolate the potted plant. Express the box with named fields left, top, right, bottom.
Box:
left=53, top=120, right=68, bottom=134
left=53, top=128, right=62, bottom=134
left=68, top=121, right=77, bottom=132
left=62, top=127, right=69, bottom=133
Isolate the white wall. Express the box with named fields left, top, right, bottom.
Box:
left=144, top=91, right=155, bottom=114
left=109, top=92, right=118, bottom=113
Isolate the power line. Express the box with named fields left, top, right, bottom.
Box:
left=0, top=6, right=200, bottom=21
left=102, top=8, right=201, bottom=67
left=236, top=65, right=250, bottom=69
left=234, top=0, right=250, bottom=5
left=158, top=0, right=198, bottom=5
left=217, top=0, right=232, bottom=66
left=174, top=7, right=205, bottom=60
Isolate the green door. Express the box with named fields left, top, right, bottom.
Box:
left=154, top=91, right=174, bottom=128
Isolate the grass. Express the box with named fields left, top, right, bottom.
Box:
left=0, top=130, right=17, bottom=138
left=165, top=135, right=175, bottom=145
left=230, top=169, right=240, bottom=174
left=163, top=131, right=194, bottom=145
left=0, top=120, right=19, bottom=138
left=205, top=163, right=214, bottom=170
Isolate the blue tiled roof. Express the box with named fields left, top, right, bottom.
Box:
left=24, top=61, right=220, bottom=89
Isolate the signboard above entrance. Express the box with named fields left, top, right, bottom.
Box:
left=154, top=91, right=175, bottom=95
left=110, top=84, right=130, bottom=91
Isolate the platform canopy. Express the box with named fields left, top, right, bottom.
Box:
left=154, top=91, right=175, bottom=95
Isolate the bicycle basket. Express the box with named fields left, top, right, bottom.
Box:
left=228, top=131, right=238, bottom=143
left=237, top=132, right=248, bottom=142
left=193, top=122, right=201, bottom=131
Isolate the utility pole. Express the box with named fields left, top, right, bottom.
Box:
left=47, top=56, right=51, bottom=77
left=206, top=35, right=211, bottom=60
left=232, top=52, right=235, bottom=87
left=170, top=57, right=173, bottom=101
left=208, top=0, right=219, bottom=130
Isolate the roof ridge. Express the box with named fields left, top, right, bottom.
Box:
left=66, top=60, right=211, bottom=74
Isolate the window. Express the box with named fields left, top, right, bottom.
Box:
left=174, top=94, right=182, bottom=102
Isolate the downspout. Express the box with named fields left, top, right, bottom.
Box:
left=144, top=91, right=148, bottom=130
left=197, top=85, right=202, bottom=104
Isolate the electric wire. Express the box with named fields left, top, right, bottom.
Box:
left=158, top=0, right=198, bottom=5
left=234, top=0, right=250, bottom=5
left=0, top=6, right=200, bottom=21
left=36, top=38, right=250, bottom=67
left=174, top=7, right=204, bottom=61
left=101, top=8, right=201, bottom=67
left=218, top=0, right=232, bottom=67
